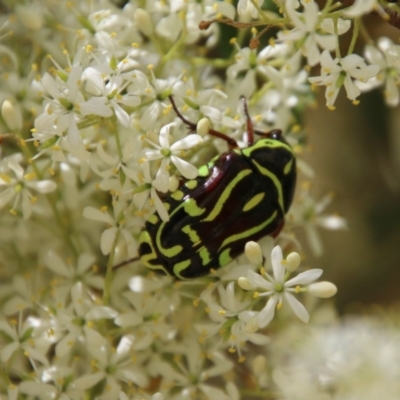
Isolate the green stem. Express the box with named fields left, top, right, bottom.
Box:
left=103, top=230, right=120, bottom=305
left=160, top=29, right=187, bottom=70
left=347, top=18, right=361, bottom=56
left=191, top=57, right=233, bottom=68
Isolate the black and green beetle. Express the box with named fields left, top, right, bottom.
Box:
left=136, top=96, right=297, bottom=279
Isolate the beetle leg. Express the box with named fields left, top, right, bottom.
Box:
left=168, top=95, right=239, bottom=149
left=240, top=96, right=255, bottom=146
left=112, top=256, right=140, bottom=270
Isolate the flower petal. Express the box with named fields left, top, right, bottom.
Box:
left=170, top=134, right=202, bottom=151
left=271, top=246, right=285, bottom=282
left=171, top=155, right=198, bottom=179
left=285, top=269, right=323, bottom=286
left=257, top=295, right=278, bottom=328
left=284, top=292, right=309, bottom=323
left=247, top=270, right=274, bottom=291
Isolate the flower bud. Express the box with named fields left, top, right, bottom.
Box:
left=238, top=277, right=252, bottom=291
left=308, top=282, right=337, bottom=298
left=16, top=5, right=43, bottom=30
left=245, top=241, right=263, bottom=265
left=134, top=9, right=153, bottom=37
left=196, top=118, right=210, bottom=137
left=1, top=100, right=22, bottom=131
left=252, top=355, right=267, bottom=376
left=285, top=252, right=301, bottom=272
left=168, top=175, right=179, bottom=192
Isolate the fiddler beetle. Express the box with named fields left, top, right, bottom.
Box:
left=126, top=95, right=297, bottom=279
left=112, top=96, right=296, bottom=278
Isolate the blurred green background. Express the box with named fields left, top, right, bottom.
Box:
left=305, top=14, right=400, bottom=310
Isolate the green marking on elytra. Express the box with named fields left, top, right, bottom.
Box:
left=219, top=248, right=232, bottom=267
left=185, top=180, right=198, bottom=189
left=284, top=158, right=294, bottom=175
left=147, top=214, right=159, bottom=224
left=199, top=247, right=211, bottom=266
left=182, top=225, right=201, bottom=245
left=203, top=169, right=252, bottom=222
left=183, top=198, right=206, bottom=217
left=139, top=230, right=151, bottom=245
left=173, top=259, right=191, bottom=278
left=220, top=210, right=278, bottom=249
left=156, top=223, right=183, bottom=258
left=242, top=192, right=265, bottom=212
left=252, top=160, right=284, bottom=212
left=171, top=190, right=184, bottom=201
left=198, top=165, right=209, bottom=177
left=139, top=231, right=168, bottom=274
left=242, top=139, right=292, bottom=158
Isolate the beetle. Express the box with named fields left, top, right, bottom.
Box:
left=135, top=95, right=297, bottom=279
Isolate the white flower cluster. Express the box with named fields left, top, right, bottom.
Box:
left=0, top=0, right=396, bottom=398
left=269, top=314, right=400, bottom=399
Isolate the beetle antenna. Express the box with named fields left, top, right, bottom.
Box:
left=254, top=128, right=283, bottom=140
left=240, top=96, right=255, bottom=146
left=168, top=95, right=239, bottom=149
left=112, top=257, right=140, bottom=270
left=168, top=95, right=197, bottom=130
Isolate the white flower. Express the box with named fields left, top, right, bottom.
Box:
left=73, top=335, right=148, bottom=396
left=185, top=1, right=235, bottom=47
left=196, top=282, right=269, bottom=357
left=272, top=317, right=400, bottom=399
left=237, top=0, right=263, bottom=18
left=343, top=0, right=385, bottom=18
left=138, top=75, right=177, bottom=130
left=19, top=365, right=79, bottom=400
left=361, top=37, right=400, bottom=106
left=239, top=245, right=336, bottom=328
left=0, top=313, right=49, bottom=366
left=309, top=50, right=380, bottom=108
left=54, top=282, right=118, bottom=358
left=83, top=67, right=141, bottom=127
left=43, top=251, right=104, bottom=301
left=132, top=160, right=169, bottom=221
left=35, top=67, right=112, bottom=147
left=142, top=122, right=202, bottom=190
left=91, top=137, right=140, bottom=181
left=279, top=0, right=338, bottom=66
left=148, top=338, right=234, bottom=399
left=0, top=154, right=57, bottom=219
left=83, top=206, right=138, bottom=258
left=287, top=189, right=347, bottom=256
